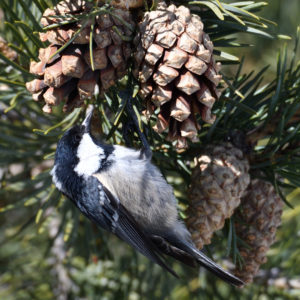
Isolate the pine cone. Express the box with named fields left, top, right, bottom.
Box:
left=134, top=2, right=221, bottom=149
left=186, top=143, right=250, bottom=249
left=26, top=0, right=135, bottom=113
left=0, top=36, right=18, bottom=61
left=234, top=179, right=283, bottom=284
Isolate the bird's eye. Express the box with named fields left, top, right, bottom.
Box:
left=74, top=134, right=81, bottom=142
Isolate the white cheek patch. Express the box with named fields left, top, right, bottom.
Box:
left=75, top=133, right=105, bottom=176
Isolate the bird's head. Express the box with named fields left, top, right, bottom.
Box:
left=52, top=107, right=112, bottom=188
left=54, top=107, right=93, bottom=167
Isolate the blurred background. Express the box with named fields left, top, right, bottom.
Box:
left=0, top=0, right=300, bottom=299
left=227, top=0, right=300, bottom=79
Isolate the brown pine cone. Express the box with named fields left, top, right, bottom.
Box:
left=134, top=1, right=221, bottom=149
left=186, top=143, right=250, bottom=249
left=26, top=0, right=135, bottom=113
left=234, top=179, right=283, bottom=284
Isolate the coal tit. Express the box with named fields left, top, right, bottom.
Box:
left=51, top=108, right=243, bottom=286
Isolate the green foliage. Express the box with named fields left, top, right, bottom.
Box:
left=186, top=0, right=276, bottom=65
left=0, top=0, right=300, bottom=299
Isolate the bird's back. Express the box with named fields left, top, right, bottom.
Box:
left=93, top=145, right=179, bottom=233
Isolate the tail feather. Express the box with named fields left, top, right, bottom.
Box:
left=189, top=246, right=244, bottom=287
left=164, top=236, right=244, bottom=287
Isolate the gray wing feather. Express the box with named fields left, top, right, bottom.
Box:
left=81, top=176, right=178, bottom=277
left=102, top=185, right=178, bottom=277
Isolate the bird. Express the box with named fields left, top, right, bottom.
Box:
left=51, top=107, right=243, bottom=287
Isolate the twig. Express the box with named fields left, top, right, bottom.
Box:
left=119, top=90, right=152, bottom=157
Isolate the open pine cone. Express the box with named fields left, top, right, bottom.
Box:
left=134, top=1, right=221, bottom=149
left=186, top=143, right=250, bottom=249
left=26, top=0, right=135, bottom=113
left=234, top=179, right=283, bottom=284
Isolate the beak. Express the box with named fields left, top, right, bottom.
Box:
left=82, top=106, right=94, bottom=133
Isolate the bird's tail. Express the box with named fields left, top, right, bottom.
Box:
left=166, top=238, right=244, bottom=287
left=189, top=246, right=243, bottom=287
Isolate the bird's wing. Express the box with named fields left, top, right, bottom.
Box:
left=80, top=175, right=178, bottom=277
left=150, top=235, right=197, bottom=268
